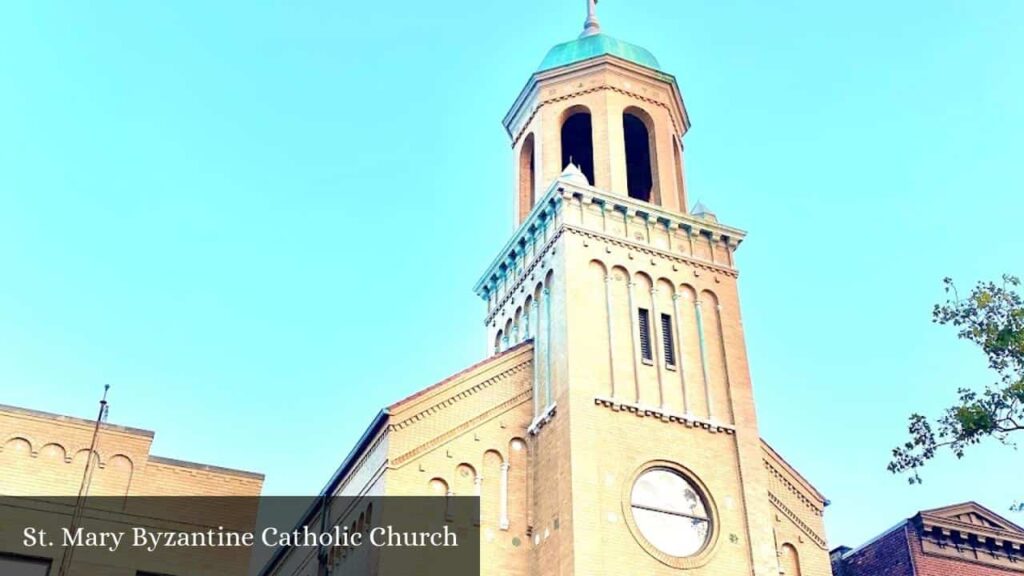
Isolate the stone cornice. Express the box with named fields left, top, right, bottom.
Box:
left=917, top=512, right=1024, bottom=549
left=475, top=178, right=747, bottom=324
left=769, top=493, right=828, bottom=550
left=390, top=388, right=532, bottom=468
left=527, top=403, right=557, bottom=436
left=565, top=225, right=739, bottom=278
left=509, top=82, right=685, bottom=150
left=563, top=181, right=747, bottom=244
left=504, top=54, right=689, bottom=144
left=594, top=397, right=736, bottom=434
left=914, top=510, right=1024, bottom=571
left=389, top=362, right=532, bottom=431
left=764, top=459, right=825, bottom=517
left=761, top=440, right=828, bottom=507
left=481, top=227, right=563, bottom=326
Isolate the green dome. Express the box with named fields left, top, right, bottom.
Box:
left=538, top=33, right=660, bottom=72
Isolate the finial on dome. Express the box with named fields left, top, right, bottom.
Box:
left=581, top=0, right=601, bottom=38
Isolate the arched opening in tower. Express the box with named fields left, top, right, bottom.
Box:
left=623, top=112, right=654, bottom=202
left=518, top=133, right=536, bottom=222
left=561, top=111, right=595, bottom=185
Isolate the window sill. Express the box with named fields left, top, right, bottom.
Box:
left=641, top=359, right=654, bottom=366
left=666, top=364, right=677, bottom=372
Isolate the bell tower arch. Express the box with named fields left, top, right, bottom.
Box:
left=505, top=13, right=691, bottom=225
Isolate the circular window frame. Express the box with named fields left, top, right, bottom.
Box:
left=621, top=460, right=720, bottom=569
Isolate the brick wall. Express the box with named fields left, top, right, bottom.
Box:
left=0, top=404, right=263, bottom=497
left=837, top=523, right=915, bottom=576
left=908, top=525, right=1024, bottom=576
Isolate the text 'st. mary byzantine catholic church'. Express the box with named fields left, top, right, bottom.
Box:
left=265, top=3, right=831, bottom=576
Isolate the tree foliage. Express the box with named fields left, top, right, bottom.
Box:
left=888, top=275, right=1024, bottom=510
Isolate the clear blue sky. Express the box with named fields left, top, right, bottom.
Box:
left=2, top=0, right=1021, bottom=549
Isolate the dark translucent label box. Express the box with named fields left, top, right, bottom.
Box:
left=0, top=496, right=480, bottom=576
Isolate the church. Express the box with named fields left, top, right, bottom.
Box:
left=262, top=3, right=831, bottom=575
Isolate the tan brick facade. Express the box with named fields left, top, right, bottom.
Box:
left=0, top=403, right=263, bottom=575
left=265, top=16, right=832, bottom=576
left=0, top=403, right=263, bottom=497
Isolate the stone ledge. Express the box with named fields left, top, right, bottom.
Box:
left=593, top=397, right=735, bottom=434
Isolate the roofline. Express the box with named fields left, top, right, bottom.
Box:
left=761, top=438, right=829, bottom=505
left=917, top=500, right=1024, bottom=534
left=0, top=402, right=155, bottom=438
left=502, top=53, right=690, bottom=141
left=147, top=456, right=264, bottom=481
left=258, top=409, right=389, bottom=576
left=840, top=501, right=1024, bottom=562
left=389, top=340, right=534, bottom=411
left=0, top=403, right=264, bottom=481
left=838, top=519, right=910, bottom=561
left=473, top=177, right=746, bottom=299
left=472, top=179, right=562, bottom=295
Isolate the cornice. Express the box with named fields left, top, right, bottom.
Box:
left=764, top=458, right=825, bottom=517
left=328, top=429, right=388, bottom=497
left=562, top=182, right=747, bottom=243
left=917, top=513, right=1024, bottom=549
left=482, top=226, right=564, bottom=326
left=475, top=181, right=564, bottom=297
left=389, top=362, right=532, bottom=431
left=477, top=178, right=746, bottom=325
left=510, top=82, right=684, bottom=150
left=565, top=225, right=739, bottom=278
left=0, top=402, right=155, bottom=438
left=769, top=493, right=828, bottom=550
left=390, top=388, right=532, bottom=468
left=527, top=403, right=557, bottom=436
left=504, top=54, right=689, bottom=144
left=594, top=397, right=736, bottom=434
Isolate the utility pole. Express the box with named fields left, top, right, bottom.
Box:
left=56, top=385, right=110, bottom=576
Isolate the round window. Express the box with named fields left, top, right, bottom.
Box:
left=629, top=467, right=712, bottom=558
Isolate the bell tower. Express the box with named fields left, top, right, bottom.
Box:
left=474, top=3, right=831, bottom=576
left=506, top=0, right=690, bottom=225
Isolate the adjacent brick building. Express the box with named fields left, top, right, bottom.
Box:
left=262, top=3, right=831, bottom=576
left=0, top=402, right=263, bottom=575
left=832, top=502, right=1024, bottom=576
left=0, top=403, right=263, bottom=497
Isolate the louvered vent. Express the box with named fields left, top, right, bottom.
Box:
left=661, top=313, right=676, bottom=367
left=638, top=308, right=653, bottom=362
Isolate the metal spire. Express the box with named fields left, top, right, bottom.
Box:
left=581, top=0, right=601, bottom=37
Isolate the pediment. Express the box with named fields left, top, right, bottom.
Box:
left=919, top=502, right=1024, bottom=535
left=915, top=502, right=1024, bottom=570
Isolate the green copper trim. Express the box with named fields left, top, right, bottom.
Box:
left=538, top=33, right=661, bottom=72
left=694, top=300, right=714, bottom=420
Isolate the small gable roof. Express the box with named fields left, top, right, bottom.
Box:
left=917, top=501, right=1024, bottom=535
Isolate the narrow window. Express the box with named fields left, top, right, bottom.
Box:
left=624, top=112, right=654, bottom=202
left=518, top=133, right=536, bottom=223
left=561, top=111, right=595, bottom=185
left=661, top=313, right=676, bottom=367
left=638, top=308, right=653, bottom=362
